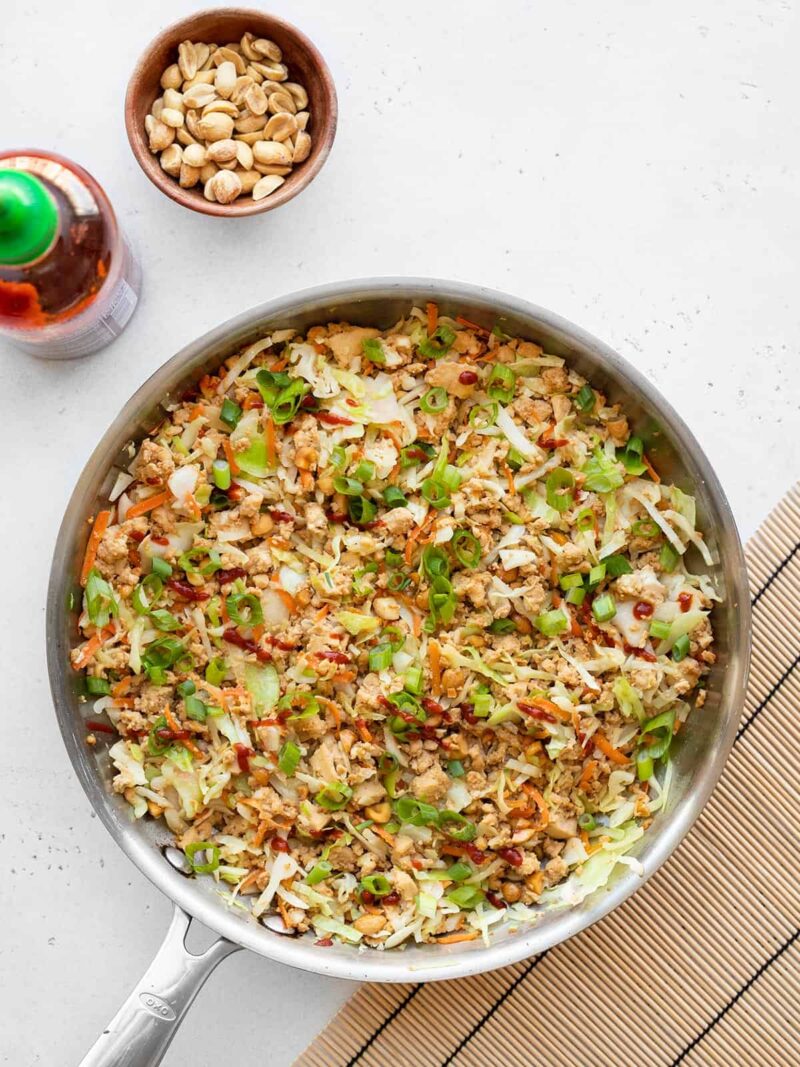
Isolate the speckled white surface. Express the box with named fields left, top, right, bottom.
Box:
left=2, top=1, right=799, bottom=1064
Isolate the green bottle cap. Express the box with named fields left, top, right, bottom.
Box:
left=0, top=169, right=59, bottom=265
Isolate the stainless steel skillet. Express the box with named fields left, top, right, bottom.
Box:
left=46, top=278, right=750, bottom=1066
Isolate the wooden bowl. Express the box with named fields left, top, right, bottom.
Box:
left=124, top=8, right=337, bottom=217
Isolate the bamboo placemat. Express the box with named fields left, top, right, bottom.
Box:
left=297, top=486, right=800, bottom=1067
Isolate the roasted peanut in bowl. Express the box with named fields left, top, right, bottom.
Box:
left=125, top=9, right=337, bottom=217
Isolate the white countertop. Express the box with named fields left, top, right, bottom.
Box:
left=2, top=0, right=798, bottom=1064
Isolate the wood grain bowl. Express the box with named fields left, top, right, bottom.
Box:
left=124, top=8, right=337, bottom=217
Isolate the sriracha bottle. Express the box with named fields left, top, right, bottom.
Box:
left=0, top=150, right=141, bottom=358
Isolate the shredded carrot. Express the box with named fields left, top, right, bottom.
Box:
left=265, top=415, right=277, bottom=468
left=355, top=718, right=373, bottom=743
left=550, top=559, right=559, bottom=587
left=277, top=897, right=293, bottom=930
left=80, top=510, right=112, bottom=586
left=270, top=357, right=288, bottom=371
left=595, top=733, right=630, bottom=765
left=237, top=869, right=262, bottom=894
left=372, top=826, right=395, bottom=847
left=252, top=624, right=265, bottom=641
left=502, top=462, right=516, bottom=496
left=189, top=403, right=205, bottom=421
left=551, top=531, right=568, bottom=546
left=404, top=510, right=435, bottom=565
left=163, top=705, right=181, bottom=733
left=440, top=843, right=466, bottom=858
left=521, top=783, right=550, bottom=829
left=435, top=929, right=480, bottom=945
left=314, top=604, right=330, bottom=623
left=380, top=426, right=404, bottom=452
left=252, top=820, right=270, bottom=849
left=331, top=669, right=357, bottom=684
left=300, top=470, right=313, bottom=492
left=111, top=676, right=131, bottom=698
left=578, top=759, right=598, bottom=791
left=126, top=490, right=170, bottom=520
left=580, top=830, right=590, bottom=850
left=183, top=738, right=204, bottom=761
left=569, top=610, right=582, bottom=638
left=222, top=437, right=240, bottom=475
left=429, top=640, right=442, bottom=697
left=528, top=697, right=571, bottom=722
left=275, top=588, right=297, bottom=614
left=642, top=453, right=661, bottom=484
left=112, top=698, right=134, bottom=709
left=426, top=301, right=438, bottom=336
left=317, top=697, right=342, bottom=730
left=455, top=315, right=491, bottom=338
left=72, top=630, right=105, bottom=669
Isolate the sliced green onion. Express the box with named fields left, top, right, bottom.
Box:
left=487, top=364, right=516, bottom=404
left=428, top=574, right=457, bottom=625
left=132, top=573, right=163, bottom=615
left=559, top=572, right=584, bottom=591
left=649, top=619, right=672, bottom=641
left=592, top=594, right=617, bottom=623
left=404, top=664, right=423, bottom=694
left=316, top=781, right=352, bottom=811
left=565, top=586, right=586, bottom=606
left=421, top=478, right=451, bottom=510
left=184, top=694, right=208, bottom=721
left=632, top=519, right=660, bottom=538
left=578, top=812, right=596, bottom=831
left=86, top=677, right=111, bottom=696
left=438, top=810, right=477, bottom=841
left=588, top=563, right=606, bottom=586
left=640, top=708, right=676, bottom=760
left=369, top=643, right=394, bottom=672
left=576, top=508, right=595, bottom=532
left=179, top=546, right=221, bottom=577
left=149, top=608, right=182, bottom=632
left=470, top=684, right=493, bottom=717
left=385, top=548, right=403, bottom=568
left=420, top=387, right=448, bottom=413
left=225, top=593, right=263, bottom=627
left=604, top=554, right=632, bottom=577
left=212, top=459, right=231, bottom=490
left=387, top=571, right=410, bottom=592
left=419, top=324, right=456, bottom=359
left=534, top=609, right=568, bottom=637
left=362, top=337, right=386, bottom=364
left=142, top=636, right=185, bottom=671
left=205, top=657, right=226, bottom=686
left=576, top=384, right=595, bottom=412
left=220, top=397, right=242, bottom=429
left=488, top=618, right=516, bottom=635
left=383, top=486, right=408, bottom=508
left=446, top=885, right=485, bottom=910
left=151, top=557, right=172, bottom=579
left=506, top=447, right=525, bottom=472
left=469, top=401, right=499, bottom=428
left=360, top=874, right=392, bottom=897
left=348, top=495, right=378, bottom=525
left=381, top=626, right=405, bottom=652
left=147, top=715, right=171, bottom=755
left=333, top=475, right=364, bottom=496
left=422, top=545, right=450, bottom=580
left=438, top=464, right=463, bottom=493
left=306, top=860, right=333, bottom=885
left=636, top=752, right=654, bottom=781
left=85, top=569, right=118, bottom=628
left=445, top=861, right=472, bottom=882
left=330, top=445, right=347, bottom=469
left=177, top=680, right=196, bottom=697
left=399, top=442, right=435, bottom=467
left=546, top=468, right=575, bottom=513
left=278, top=740, right=301, bottom=777
left=255, top=368, right=291, bottom=407
left=671, top=634, right=691, bottom=662
left=393, top=795, right=438, bottom=826
left=447, top=759, right=465, bottom=778
left=272, top=379, right=310, bottom=424
left=452, top=529, right=482, bottom=571
left=659, top=542, right=680, bottom=573
left=278, top=691, right=320, bottom=721
left=353, top=459, right=376, bottom=482
left=185, top=841, right=220, bottom=874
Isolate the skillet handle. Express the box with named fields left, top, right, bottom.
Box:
left=78, top=904, right=240, bottom=1067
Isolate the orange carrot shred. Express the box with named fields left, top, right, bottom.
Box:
left=595, top=733, right=630, bottom=765
left=111, top=677, right=131, bottom=698
left=435, top=930, right=480, bottom=945
left=455, top=315, right=491, bottom=338
left=578, top=759, right=598, bottom=791
left=502, top=462, right=516, bottom=497
left=80, top=510, right=112, bottom=586
left=426, top=301, right=438, bottom=336
left=223, top=437, right=240, bottom=475
left=126, top=490, right=170, bottom=521
left=72, top=631, right=104, bottom=669
left=642, top=453, right=661, bottom=484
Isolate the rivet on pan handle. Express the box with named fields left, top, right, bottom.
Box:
left=78, top=904, right=240, bottom=1067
